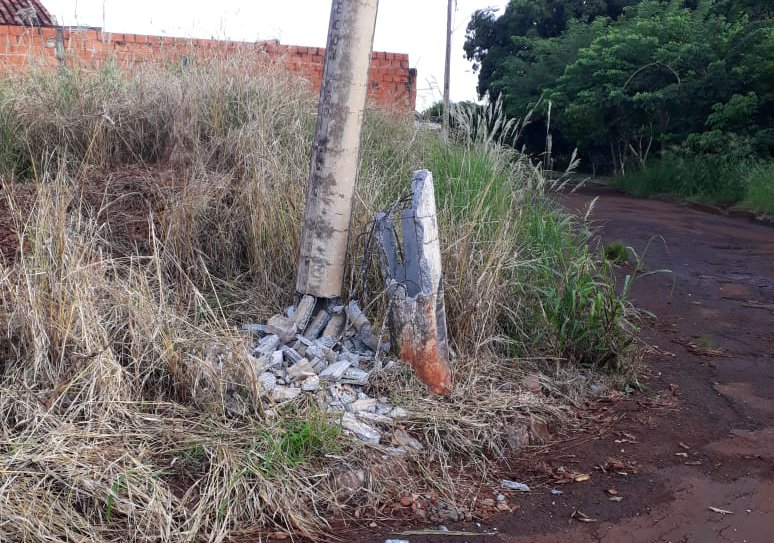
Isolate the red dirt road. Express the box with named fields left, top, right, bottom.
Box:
left=378, top=190, right=774, bottom=543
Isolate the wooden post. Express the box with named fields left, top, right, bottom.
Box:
left=375, top=170, right=452, bottom=396
left=296, top=0, right=380, bottom=300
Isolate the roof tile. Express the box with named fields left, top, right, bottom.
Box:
left=0, top=0, right=55, bottom=27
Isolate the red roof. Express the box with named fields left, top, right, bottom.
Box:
left=0, top=0, right=54, bottom=27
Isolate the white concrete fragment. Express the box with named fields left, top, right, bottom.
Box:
left=348, top=398, right=377, bottom=412
left=341, top=367, right=370, bottom=385
left=258, top=372, right=277, bottom=393
left=319, top=360, right=351, bottom=380
left=287, top=358, right=315, bottom=381
left=301, top=374, right=321, bottom=392
left=341, top=413, right=381, bottom=444
left=272, top=386, right=301, bottom=402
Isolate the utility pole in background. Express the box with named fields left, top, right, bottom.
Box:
left=441, top=0, right=453, bottom=143
left=296, top=0, right=379, bottom=301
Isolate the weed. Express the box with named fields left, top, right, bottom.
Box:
left=604, top=241, right=629, bottom=264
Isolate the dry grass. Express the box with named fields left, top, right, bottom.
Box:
left=0, top=57, right=637, bottom=541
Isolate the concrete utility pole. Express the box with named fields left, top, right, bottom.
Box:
left=296, top=0, right=380, bottom=300
left=441, top=0, right=453, bottom=142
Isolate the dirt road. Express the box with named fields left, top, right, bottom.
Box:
left=380, top=190, right=774, bottom=543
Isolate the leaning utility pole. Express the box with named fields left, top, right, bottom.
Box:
left=441, top=0, right=453, bottom=142
left=295, top=0, right=379, bottom=301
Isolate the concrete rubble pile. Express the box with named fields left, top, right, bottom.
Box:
left=240, top=295, right=409, bottom=445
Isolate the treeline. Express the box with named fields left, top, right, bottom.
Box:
left=463, top=0, right=772, bottom=179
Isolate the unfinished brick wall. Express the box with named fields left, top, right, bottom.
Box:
left=0, top=25, right=417, bottom=113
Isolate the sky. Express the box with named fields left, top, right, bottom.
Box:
left=42, top=0, right=508, bottom=111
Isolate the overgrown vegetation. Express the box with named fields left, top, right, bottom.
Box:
left=464, top=0, right=772, bottom=209
left=0, top=58, right=637, bottom=542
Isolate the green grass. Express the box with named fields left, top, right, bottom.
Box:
left=613, top=155, right=771, bottom=207
left=604, top=241, right=629, bottom=264
left=740, top=162, right=774, bottom=215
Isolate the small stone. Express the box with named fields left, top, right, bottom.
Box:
left=375, top=403, right=393, bottom=416
left=319, top=335, right=337, bottom=348
left=399, top=496, right=413, bottom=507
left=501, top=480, right=530, bottom=492
left=265, top=315, right=297, bottom=342
left=319, top=360, right=351, bottom=380
left=301, top=374, right=321, bottom=392
left=439, top=525, right=449, bottom=532
left=242, top=323, right=266, bottom=336
left=348, top=398, right=377, bottom=412
left=305, top=343, right=324, bottom=360
left=258, top=372, right=277, bottom=393
left=389, top=407, right=409, bottom=419
left=271, top=386, right=301, bottom=402
left=496, top=494, right=506, bottom=503
left=392, top=429, right=423, bottom=451
left=522, top=374, right=542, bottom=393
left=341, top=413, right=380, bottom=444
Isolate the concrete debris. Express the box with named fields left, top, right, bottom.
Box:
left=319, top=360, right=351, bottom=380
left=301, top=374, right=321, bottom=392
left=236, top=297, right=408, bottom=444
left=265, top=315, right=297, bottom=342
left=258, top=372, right=277, bottom=393
left=341, top=413, right=381, bottom=444
left=272, top=385, right=302, bottom=402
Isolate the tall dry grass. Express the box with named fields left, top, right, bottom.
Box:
left=0, top=56, right=637, bottom=541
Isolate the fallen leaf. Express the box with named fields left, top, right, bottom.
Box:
left=606, top=488, right=618, bottom=496
left=709, top=507, right=733, bottom=515
left=574, top=474, right=591, bottom=482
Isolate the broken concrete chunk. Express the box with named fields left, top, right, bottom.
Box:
left=341, top=413, right=381, bottom=444
left=293, top=294, right=317, bottom=332
left=281, top=346, right=304, bottom=365
left=389, top=407, right=409, bottom=419
left=348, top=398, right=377, bottom=412
left=272, top=386, right=301, bottom=402
left=301, top=374, right=321, bottom=392
left=319, top=360, right=351, bottom=380
left=318, top=335, right=337, bottom=349
left=305, top=343, right=325, bottom=361
left=341, top=367, right=370, bottom=385
left=322, top=313, right=346, bottom=340
left=258, top=372, right=277, bottom=393
left=310, top=357, right=327, bottom=374
left=304, top=309, right=332, bottom=339
left=287, top=358, right=315, bottom=381
left=256, top=334, right=282, bottom=356
left=269, top=350, right=284, bottom=368
left=242, top=323, right=266, bottom=337
left=265, top=315, right=297, bottom=342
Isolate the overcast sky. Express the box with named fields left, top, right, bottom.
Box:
left=42, top=0, right=507, bottom=111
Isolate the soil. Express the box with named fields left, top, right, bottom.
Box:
left=349, top=188, right=774, bottom=543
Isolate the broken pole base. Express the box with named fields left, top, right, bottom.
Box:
left=376, top=169, right=452, bottom=396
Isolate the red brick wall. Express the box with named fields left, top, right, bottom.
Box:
left=0, top=25, right=417, bottom=114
